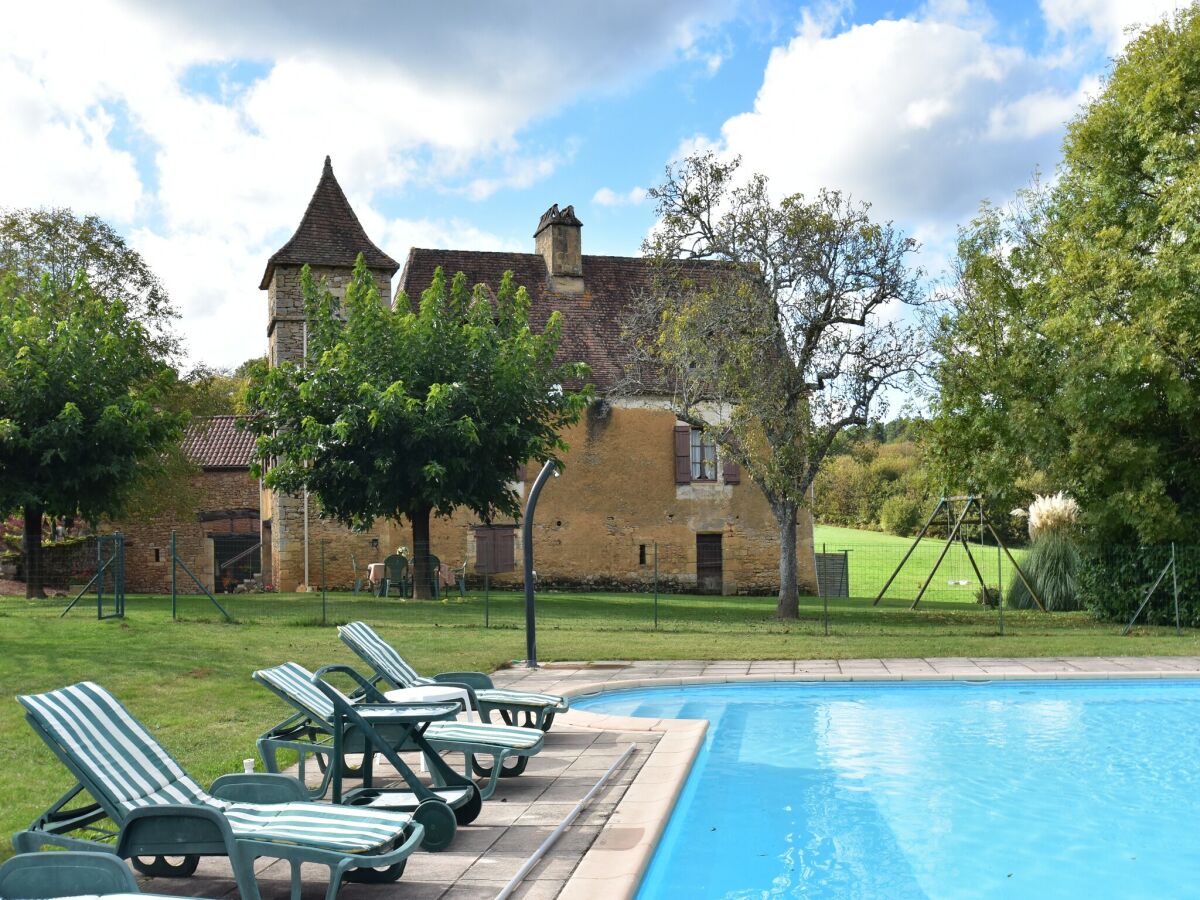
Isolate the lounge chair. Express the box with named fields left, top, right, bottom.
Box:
left=339, top=620, right=568, bottom=731
left=254, top=662, right=543, bottom=811
left=15, top=682, right=425, bottom=900
left=0, top=850, right=203, bottom=899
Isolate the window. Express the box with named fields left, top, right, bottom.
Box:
left=690, top=428, right=717, bottom=481
left=639, top=544, right=647, bottom=566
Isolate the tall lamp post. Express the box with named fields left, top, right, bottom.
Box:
left=523, top=459, right=558, bottom=668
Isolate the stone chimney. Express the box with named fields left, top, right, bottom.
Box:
left=534, top=204, right=583, bottom=294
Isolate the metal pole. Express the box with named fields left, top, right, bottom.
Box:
left=997, top=531, right=1004, bottom=636
left=484, top=572, right=489, bottom=628
left=170, top=530, right=177, bottom=620
left=495, top=744, right=636, bottom=900
left=320, top=540, right=327, bottom=625
left=96, top=532, right=103, bottom=619
left=653, top=542, right=659, bottom=629
left=1172, top=543, right=1180, bottom=636
left=523, top=460, right=558, bottom=668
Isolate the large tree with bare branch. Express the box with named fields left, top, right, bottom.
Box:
left=631, top=153, right=926, bottom=617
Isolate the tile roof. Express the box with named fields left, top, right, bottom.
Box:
left=396, top=249, right=724, bottom=392
left=259, top=156, right=399, bottom=289
left=181, top=416, right=255, bottom=469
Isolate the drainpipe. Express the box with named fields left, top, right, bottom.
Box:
left=523, top=460, right=558, bottom=668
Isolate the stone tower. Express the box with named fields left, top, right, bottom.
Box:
left=259, top=156, right=399, bottom=590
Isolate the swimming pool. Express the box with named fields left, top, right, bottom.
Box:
left=576, top=680, right=1200, bottom=899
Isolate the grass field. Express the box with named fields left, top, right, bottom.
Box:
left=813, top=523, right=1027, bottom=603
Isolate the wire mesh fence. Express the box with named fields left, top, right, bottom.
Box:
left=1, top=525, right=1194, bottom=640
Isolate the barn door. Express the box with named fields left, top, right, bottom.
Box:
left=696, top=533, right=723, bottom=594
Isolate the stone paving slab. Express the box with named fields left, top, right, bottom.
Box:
left=129, top=656, right=1200, bottom=900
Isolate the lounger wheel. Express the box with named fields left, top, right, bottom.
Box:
left=453, top=784, right=483, bottom=826
left=343, top=860, right=407, bottom=884
left=470, top=754, right=529, bottom=778
left=130, top=855, right=200, bottom=878
left=411, top=798, right=457, bottom=852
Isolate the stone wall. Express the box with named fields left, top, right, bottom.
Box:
left=119, top=469, right=260, bottom=594
left=397, top=399, right=817, bottom=595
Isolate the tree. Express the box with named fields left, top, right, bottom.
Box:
left=0, top=208, right=177, bottom=357
left=246, top=256, right=589, bottom=598
left=0, top=271, right=184, bottom=596
left=632, top=154, right=925, bottom=617
left=930, top=6, right=1200, bottom=545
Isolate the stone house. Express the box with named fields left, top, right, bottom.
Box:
left=120, top=416, right=261, bottom=593
left=260, top=158, right=817, bottom=595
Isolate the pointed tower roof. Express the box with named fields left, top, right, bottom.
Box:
left=259, top=156, right=399, bottom=289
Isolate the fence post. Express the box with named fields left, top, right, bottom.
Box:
left=1172, top=542, right=1180, bottom=636
left=170, top=530, right=177, bottom=620
left=653, top=542, right=659, bottom=629
left=996, top=538, right=1004, bottom=636
left=484, top=572, right=490, bottom=628
left=320, top=540, right=327, bottom=625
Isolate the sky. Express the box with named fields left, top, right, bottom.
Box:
left=0, top=0, right=1185, bottom=370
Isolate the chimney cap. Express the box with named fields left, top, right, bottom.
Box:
left=534, top=204, right=583, bottom=237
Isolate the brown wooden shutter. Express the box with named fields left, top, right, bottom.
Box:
left=673, top=425, right=692, bottom=484
left=723, top=457, right=741, bottom=484
left=475, top=527, right=494, bottom=574
left=516, top=463, right=527, bottom=482
left=495, top=527, right=515, bottom=573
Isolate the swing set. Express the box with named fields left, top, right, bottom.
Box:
left=873, top=495, right=1045, bottom=611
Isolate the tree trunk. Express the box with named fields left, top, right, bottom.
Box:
left=23, top=504, right=46, bottom=600
left=410, top=504, right=433, bottom=600
left=773, top=499, right=799, bottom=619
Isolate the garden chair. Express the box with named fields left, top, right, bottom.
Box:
left=15, top=682, right=425, bottom=900
left=338, top=620, right=568, bottom=732
left=254, top=662, right=542, bottom=811
left=0, top=850, right=206, bottom=899
left=379, top=553, right=409, bottom=598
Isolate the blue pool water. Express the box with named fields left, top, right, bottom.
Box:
left=576, top=680, right=1200, bottom=899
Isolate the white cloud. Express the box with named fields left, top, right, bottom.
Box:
left=1040, top=0, right=1181, bottom=52
left=0, top=0, right=736, bottom=368
left=592, top=186, right=649, bottom=207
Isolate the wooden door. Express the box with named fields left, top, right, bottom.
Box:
left=696, top=533, right=723, bottom=594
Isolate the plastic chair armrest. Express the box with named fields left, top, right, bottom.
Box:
left=210, top=773, right=309, bottom=804
left=314, top=664, right=387, bottom=701
left=435, top=671, right=494, bottom=691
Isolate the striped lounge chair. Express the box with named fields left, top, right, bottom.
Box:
left=254, top=662, right=543, bottom=810
left=15, top=682, right=425, bottom=900
left=339, top=621, right=569, bottom=731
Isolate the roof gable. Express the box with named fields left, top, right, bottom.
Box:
left=182, top=416, right=255, bottom=469
left=259, top=156, right=399, bottom=289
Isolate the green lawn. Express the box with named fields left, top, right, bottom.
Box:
left=813, top=523, right=1027, bottom=603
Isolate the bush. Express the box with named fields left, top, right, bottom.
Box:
left=1006, top=529, right=1081, bottom=610
left=880, top=493, right=925, bottom=536
left=1078, top=544, right=1200, bottom=627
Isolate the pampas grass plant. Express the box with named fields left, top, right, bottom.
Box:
left=1007, top=492, right=1082, bottom=611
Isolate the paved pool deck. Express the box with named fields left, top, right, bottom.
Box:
left=137, top=656, right=1200, bottom=899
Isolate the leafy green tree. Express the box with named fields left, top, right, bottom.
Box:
left=930, top=6, right=1200, bottom=545
left=0, top=208, right=177, bottom=357
left=631, top=153, right=926, bottom=617
left=246, top=256, right=589, bottom=598
left=0, top=272, right=184, bottom=596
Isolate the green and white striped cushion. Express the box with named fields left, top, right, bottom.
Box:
left=425, top=721, right=543, bottom=751
left=254, top=661, right=338, bottom=720
left=477, top=688, right=568, bottom=711
left=19, top=682, right=411, bottom=854
left=339, top=622, right=429, bottom=688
